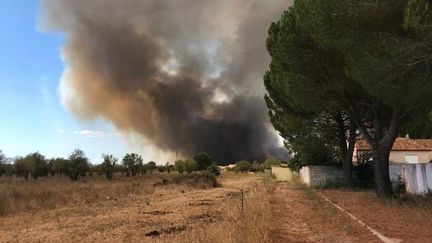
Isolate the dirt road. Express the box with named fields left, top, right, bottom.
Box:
left=270, top=183, right=380, bottom=243
left=270, top=183, right=432, bottom=243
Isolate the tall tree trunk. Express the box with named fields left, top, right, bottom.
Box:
left=372, top=144, right=393, bottom=198
left=341, top=96, right=402, bottom=198
left=335, top=112, right=356, bottom=187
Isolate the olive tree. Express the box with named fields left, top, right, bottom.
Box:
left=102, top=154, right=118, bottom=180
left=68, top=149, right=90, bottom=181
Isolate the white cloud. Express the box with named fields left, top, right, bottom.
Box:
left=73, top=130, right=119, bottom=138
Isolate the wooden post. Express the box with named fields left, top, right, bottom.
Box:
left=241, top=189, right=244, bottom=214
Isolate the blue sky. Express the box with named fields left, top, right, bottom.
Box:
left=0, top=1, right=128, bottom=163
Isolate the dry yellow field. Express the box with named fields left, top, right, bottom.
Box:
left=0, top=173, right=275, bottom=243
left=3, top=172, right=431, bottom=242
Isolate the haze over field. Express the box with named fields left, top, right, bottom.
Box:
left=39, top=0, right=292, bottom=163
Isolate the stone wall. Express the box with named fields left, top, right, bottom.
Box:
left=300, top=166, right=344, bottom=187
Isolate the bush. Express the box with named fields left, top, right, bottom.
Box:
left=175, top=160, right=184, bottom=174
left=200, top=173, right=220, bottom=188
left=263, top=158, right=281, bottom=170
left=165, top=162, right=174, bottom=173
left=194, top=153, right=212, bottom=171
left=184, top=159, right=197, bottom=174
left=206, top=164, right=221, bottom=177
left=234, top=160, right=252, bottom=173
left=157, top=165, right=166, bottom=173
left=287, top=154, right=302, bottom=172
left=392, top=176, right=406, bottom=194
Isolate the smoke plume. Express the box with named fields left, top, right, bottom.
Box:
left=40, top=0, right=292, bottom=163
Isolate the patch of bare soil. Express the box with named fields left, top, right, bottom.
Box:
left=320, top=189, right=432, bottom=242
left=270, top=183, right=380, bottom=243
left=0, top=174, right=260, bottom=242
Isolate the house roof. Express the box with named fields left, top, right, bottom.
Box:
left=356, top=138, right=432, bottom=151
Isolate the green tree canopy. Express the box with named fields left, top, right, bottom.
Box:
left=234, top=160, right=252, bottom=173
left=122, top=153, right=143, bottom=176
left=145, top=161, right=157, bottom=174
left=0, top=150, right=6, bottom=177
left=265, top=0, right=432, bottom=197
left=48, top=158, right=70, bottom=176
left=193, top=153, right=212, bottom=171
left=102, top=154, right=118, bottom=180
left=68, top=149, right=90, bottom=181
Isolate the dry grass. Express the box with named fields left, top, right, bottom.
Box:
left=0, top=173, right=216, bottom=216
left=179, top=175, right=276, bottom=243
left=0, top=172, right=275, bottom=242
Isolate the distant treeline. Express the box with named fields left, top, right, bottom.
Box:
left=0, top=149, right=283, bottom=181
left=227, top=159, right=282, bottom=173
left=0, top=150, right=247, bottom=181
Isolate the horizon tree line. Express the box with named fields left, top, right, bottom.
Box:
left=0, top=150, right=242, bottom=181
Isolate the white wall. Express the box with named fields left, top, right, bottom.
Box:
left=389, top=151, right=432, bottom=163
left=271, top=166, right=294, bottom=181
left=390, top=163, right=432, bottom=194
left=355, top=150, right=432, bottom=163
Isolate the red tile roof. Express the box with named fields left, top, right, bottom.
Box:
left=356, top=138, right=432, bottom=151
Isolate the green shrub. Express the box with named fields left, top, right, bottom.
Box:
left=157, top=165, right=166, bottom=173
left=392, top=176, right=406, bottom=194
left=206, top=164, right=220, bottom=177
left=165, top=162, right=174, bottom=173
left=184, top=159, right=197, bottom=174
left=200, top=173, right=220, bottom=188
left=263, top=158, right=281, bottom=170
left=193, top=153, right=212, bottom=171
left=234, top=160, right=252, bottom=173
left=287, top=154, right=302, bottom=172
left=175, top=160, right=184, bottom=174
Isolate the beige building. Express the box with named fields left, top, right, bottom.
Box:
left=354, top=138, right=432, bottom=164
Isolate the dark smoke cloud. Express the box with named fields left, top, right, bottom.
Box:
left=40, top=0, right=292, bottom=163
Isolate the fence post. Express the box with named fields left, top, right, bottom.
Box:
left=241, top=189, right=244, bottom=215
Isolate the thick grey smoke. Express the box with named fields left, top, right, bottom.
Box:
left=40, top=0, right=291, bottom=163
